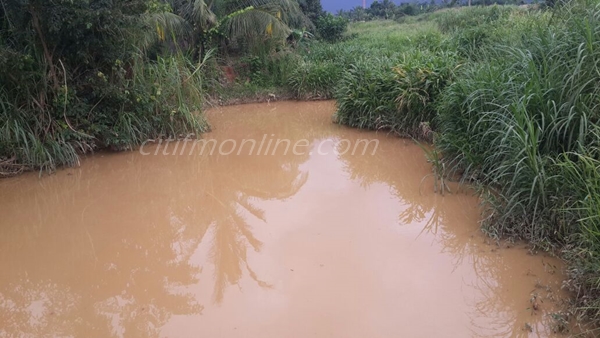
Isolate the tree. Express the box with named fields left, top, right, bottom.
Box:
left=166, top=0, right=309, bottom=56
left=0, top=0, right=207, bottom=170
left=297, top=0, right=323, bottom=24
left=315, top=13, right=348, bottom=42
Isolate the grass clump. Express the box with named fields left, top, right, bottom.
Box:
left=433, top=5, right=517, bottom=33
left=559, top=152, right=600, bottom=326
left=335, top=49, right=457, bottom=138
left=288, top=59, right=341, bottom=99
left=433, top=1, right=600, bottom=328
left=334, top=57, right=399, bottom=130
left=324, top=2, right=600, bottom=330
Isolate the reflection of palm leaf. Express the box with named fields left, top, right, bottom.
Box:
left=211, top=219, right=245, bottom=303
left=232, top=211, right=263, bottom=252
left=210, top=211, right=265, bottom=303
left=246, top=262, right=273, bottom=289
left=236, top=193, right=267, bottom=222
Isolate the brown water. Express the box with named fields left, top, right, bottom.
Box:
left=0, top=101, right=568, bottom=338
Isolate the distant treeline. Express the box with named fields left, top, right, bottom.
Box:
left=336, top=0, right=530, bottom=21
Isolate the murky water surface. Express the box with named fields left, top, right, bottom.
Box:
left=0, top=101, right=567, bottom=337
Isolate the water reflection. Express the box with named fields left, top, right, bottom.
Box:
left=0, top=102, right=329, bottom=337
left=338, top=137, right=564, bottom=337
left=0, top=101, right=565, bottom=337
left=199, top=154, right=308, bottom=303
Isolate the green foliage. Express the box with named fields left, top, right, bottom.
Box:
left=313, top=3, right=600, bottom=330
left=338, top=0, right=439, bottom=21
left=288, top=59, right=341, bottom=98
left=287, top=42, right=363, bottom=99
left=240, top=51, right=301, bottom=87
left=432, top=1, right=600, bottom=327
left=0, top=0, right=208, bottom=172
left=334, top=57, right=400, bottom=130
left=434, top=5, right=534, bottom=58
left=284, top=18, right=445, bottom=101
left=393, top=50, right=458, bottom=132
left=434, top=5, right=516, bottom=33
left=335, top=50, right=457, bottom=137
left=559, top=152, right=600, bottom=324
left=316, top=13, right=348, bottom=42
left=297, top=0, right=324, bottom=24
left=215, top=0, right=310, bottom=53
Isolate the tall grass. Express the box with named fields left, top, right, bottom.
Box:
left=323, top=2, right=600, bottom=329
left=0, top=53, right=209, bottom=173
left=559, top=151, right=600, bottom=327
left=131, top=54, right=210, bottom=140
left=434, top=1, right=600, bottom=328
left=286, top=18, right=444, bottom=100
left=288, top=59, right=341, bottom=99
left=334, top=49, right=457, bottom=137
left=437, top=1, right=600, bottom=239
left=288, top=43, right=377, bottom=99
left=334, top=56, right=400, bottom=130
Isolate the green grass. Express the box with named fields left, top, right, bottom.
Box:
left=346, top=19, right=440, bottom=52
left=333, top=49, right=457, bottom=137
left=0, top=53, right=209, bottom=173
left=316, top=2, right=600, bottom=331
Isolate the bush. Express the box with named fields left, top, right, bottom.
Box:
left=434, top=5, right=516, bottom=33
left=0, top=1, right=209, bottom=173
left=287, top=43, right=373, bottom=99
left=288, top=60, right=342, bottom=99
left=435, top=1, right=600, bottom=326
left=335, top=50, right=457, bottom=137
left=316, top=13, right=349, bottom=43
left=334, top=57, right=400, bottom=130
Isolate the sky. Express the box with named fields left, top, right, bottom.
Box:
left=322, top=0, right=383, bottom=12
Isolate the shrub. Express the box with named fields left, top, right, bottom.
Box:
left=335, top=50, right=457, bottom=137
left=288, top=60, right=342, bottom=99
left=435, top=1, right=600, bottom=326
left=316, top=13, right=349, bottom=42
left=334, top=57, right=400, bottom=130
left=434, top=5, right=516, bottom=33
left=0, top=1, right=209, bottom=172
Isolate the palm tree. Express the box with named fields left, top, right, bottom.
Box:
left=163, top=0, right=309, bottom=58
left=162, top=0, right=217, bottom=59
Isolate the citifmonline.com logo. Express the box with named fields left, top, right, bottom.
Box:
left=139, top=134, right=379, bottom=156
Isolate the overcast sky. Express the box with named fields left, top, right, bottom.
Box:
left=322, top=0, right=451, bottom=12
left=322, top=0, right=383, bottom=12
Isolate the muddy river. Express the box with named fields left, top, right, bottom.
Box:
left=0, top=101, right=568, bottom=337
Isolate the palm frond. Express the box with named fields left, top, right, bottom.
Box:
left=138, top=12, right=192, bottom=50
left=223, top=7, right=291, bottom=42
